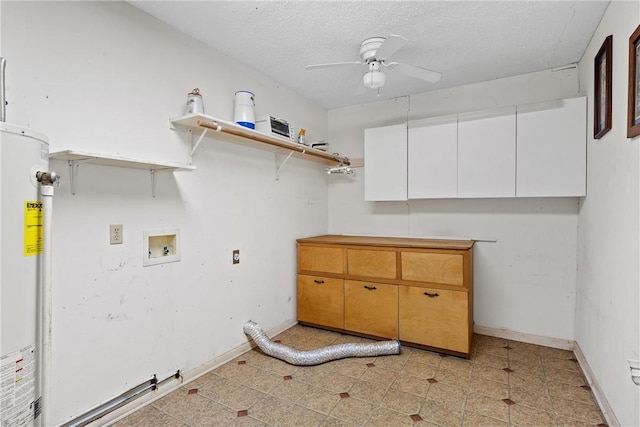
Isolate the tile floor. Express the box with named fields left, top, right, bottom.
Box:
left=112, top=325, right=607, bottom=426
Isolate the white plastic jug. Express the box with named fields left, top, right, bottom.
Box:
left=234, top=90, right=255, bottom=129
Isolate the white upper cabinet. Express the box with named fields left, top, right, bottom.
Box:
left=364, top=124, right=407, bottom=201
left=457, top=108, right=517, bottom=198
left=364, top=97, right=586, bottom=201
left=516, top=97, right=586, bottom=197
left=408, top=115, right=458, bottom=199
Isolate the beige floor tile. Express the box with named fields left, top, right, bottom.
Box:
left=153, top=391, right=222, bottom=422
left=317, top=416, right=353, bottom=427
left=244, top=370, right=287, bottom=394
left=547, top=381, right=596, bottom=405
left=401, top=359, right=438, bottom=379
left=365, top=407, right=416, bottom=426
left=274, top=404, right=327, bottom=427
left=509, top=404, right=556, bottom=427
left=329, top=358, right=368, bottom=379
left=464, top=392, right=510, bottom=422
left=544, top=367, right=587, bottom=386
left=347, top=379, right=390, bottom=404
left=313, top=371, right=357, bottom=393
left=508, top=372, right=547, bottom=392
left=407, top=350, right=443, bottom=367
left=538, top=346, right=575, bottom=360
left=508, top=359, right=545, bottom=378
left=292, top=362, right=334, bottom=384
left=247, top=395, right=295, bottom=425
left=216, top=384, right=267, bottom=411
left=435, top=366, right=472, bottom=388
left=191, top=407, right=246, bottom=427
left=556, top=415, right=602, bottom=426
left=370, top=353, right=410, bottom=372
left=469, top=377, right=509, bottom=400
left=126, top=406, right=185, bottom=427
left=112, top=405, right=160, bottom=427
left=462, top=410, right=510, bottom=427
left=507, top=348, right=542, bottom=364
left=552, top=397, right=605, bottom=425
left=472, top=364, right=509, bottom=384
left=474, top=335, right=508, bottom=348
left=270, top=379, right=313, bottom=403
left=329, top=396, right=377, bottom=425
left=213, top=361, right=262, bottom=383
left=418, top=398, right=464, bottom=426
left=391, top=372, right=431, bottom=397
left=297, top=386, right=342, bottom=415
left=426, top=381, right=469, bottom=407
left=543, top=357, right=582, bottom=373
left=509, top=385, right=553, bottom=411
left=474, top=344, right=509, bottom=359
left=359, top=365, right=399, bottom=386
left=197, top=375, right=240, bottom=401
left=380, top=388, right=424, bottom=415
left=471, top=352, right=509, bottom=369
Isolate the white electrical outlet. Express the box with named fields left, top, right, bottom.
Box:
left=110, top=224, right=123, bottom=245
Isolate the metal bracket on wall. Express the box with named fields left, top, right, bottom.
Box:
left=275, top=150, right=295, bottom=180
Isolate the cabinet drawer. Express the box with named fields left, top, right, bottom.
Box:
left=399, top=286, right=469, bottom=353
left=297, top=275, right=344, bottom=329
left=298, top=245, right=344, bottom=274
left=345, top=280, right=398, bottom=339
left=401, top=251, right=464, bottom=286
left=347, top=249, right=396, bottom=279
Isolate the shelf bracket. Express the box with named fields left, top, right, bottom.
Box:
left=66, top=158, right=93, bottom=195
left=150, top=169, right=157, bottom=198
left=275, top=150, right=295, bottom=180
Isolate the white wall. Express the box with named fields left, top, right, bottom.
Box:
left=328, top=68, right=583, bottom=341
left=2, top=2, right=329, bottom=424
left=575, top=1, right=640, bottom=425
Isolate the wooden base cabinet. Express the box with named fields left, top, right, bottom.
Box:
left=297, top=235, right=474, bottom=357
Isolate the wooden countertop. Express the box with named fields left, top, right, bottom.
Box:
left=296, top=234, right=475, bottom=250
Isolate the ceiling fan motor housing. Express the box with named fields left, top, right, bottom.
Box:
left=359, top=37, right=385, bottom=62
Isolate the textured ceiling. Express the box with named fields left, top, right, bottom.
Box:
left=128, top=1, right=609, bottom=110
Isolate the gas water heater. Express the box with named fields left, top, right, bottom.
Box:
left=0, top=58, right=52, bottom=426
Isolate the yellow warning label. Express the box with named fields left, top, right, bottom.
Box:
left=24, top=200, right=44, bottom=256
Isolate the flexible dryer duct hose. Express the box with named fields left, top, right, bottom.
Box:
left=243, top=321, right=401, bottom=366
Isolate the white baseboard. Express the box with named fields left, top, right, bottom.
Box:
left=573, top=342, right=620, bottom=427
left=473, top=325, right=574, bottom=350
left=93, top=319, right=298, bottom=427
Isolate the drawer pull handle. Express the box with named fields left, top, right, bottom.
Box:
left=364, top=285, right=377, bottom=291
left=424, top=292, right=439, bottom=298
left=313, top=280, right=325, bottom=284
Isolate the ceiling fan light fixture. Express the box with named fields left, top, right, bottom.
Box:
left=363, top=69, right=386, bottom=89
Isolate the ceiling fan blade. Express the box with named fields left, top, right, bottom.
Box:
left=305, top=61, right=363, bottom=70
left=375, top=34, right=407, bottom=60
left=388, top=62, right=442, bottom=83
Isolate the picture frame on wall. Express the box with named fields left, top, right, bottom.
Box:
left=628, top=25, right=640, bottom=138
left=594, top=35, right=612, bottom=139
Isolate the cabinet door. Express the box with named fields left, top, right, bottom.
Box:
left=364, top=124, right=407, bottom=201
left=408, top=115, right=458, bottom=199
left=457, top=109, right=516, bottom=198
left=399, top=286, right=469, bottom=354
left=345, top=280, right=398, bottom=339
left=297, top=275, right=344, bottom=329
left=516, top=97, right=586, bottom=197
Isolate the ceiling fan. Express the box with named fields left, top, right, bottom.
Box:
left=305, top=35, right=442, bottom=91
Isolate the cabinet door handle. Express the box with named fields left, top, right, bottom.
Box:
left=423, top=292, right=439, bottom=298
left=313, top=280, right=325, bottom=284
left=364, top=285, right=377, bottom=291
